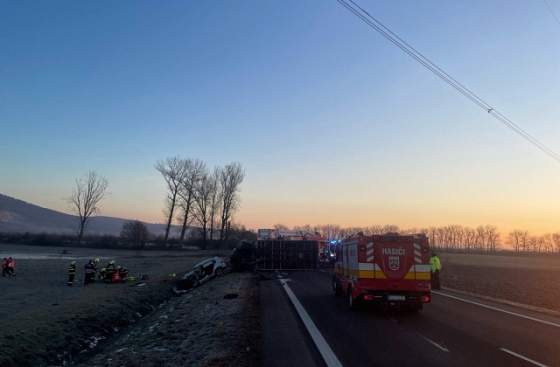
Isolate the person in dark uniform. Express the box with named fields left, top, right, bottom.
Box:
left=102, top=260, right=116, bottom=282
left=84, top=259, right=96, bottom=285
left=2, top=258, right=9, bottom=277
left=6, top=257, right=15, bottom=277
left=67, top=261, right=77, bottom=286
left=118, top=265, right=129, bottom=280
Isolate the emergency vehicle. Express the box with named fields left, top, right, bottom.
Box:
left=333, top=233, right=431, bottom=310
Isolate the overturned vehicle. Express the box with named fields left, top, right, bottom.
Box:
left=173, top=257, right=227, bottom=295
left=230, top=241, right=256, bottom=272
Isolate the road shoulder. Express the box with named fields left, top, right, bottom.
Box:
left=260, top=276, right=324, bottom=367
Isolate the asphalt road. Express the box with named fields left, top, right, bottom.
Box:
left=261, top=276, right=326, bottom=367
left=276, top=270, right=560, bottom=367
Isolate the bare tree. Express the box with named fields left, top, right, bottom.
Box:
left=177, top=159, right=205, bottom=241
left=294, top=224, right=314, bottom=236
left=208, top=167, right=221, bottom=240
left=542, top=233, right=553, bottom=253
left=528, top=236, right=538, bottom=252
left=437, top=227, right=447, bottom=250
left=464, top=229, right=471, bottom=251
left=382, top=224, right=400, bottom=234
left=69, top=171, right=108, bottom=241
left=553, top=233, right=560, bottom=253
left=365, top=225, right=385, bottom=235
left=475, top=226, right=487, bottom=251
left=485, top=225, right=499, bottom=252
left=519, top=230, right=529, bottom=252
left=509, top=230, right=523, bottom=253
left=428, top=227, right=438, bottom=248
left=121, top=220, right=150, bottom=248
left=318, top=224, right=343, bottom=241
left=193, top=169, right=212, bottom=243
left=218, top=162, right=245, bottom=241
left=156, top=157, right=186, bottom=242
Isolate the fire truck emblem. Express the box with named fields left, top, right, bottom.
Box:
left=388, top=255, right=400, bottom=271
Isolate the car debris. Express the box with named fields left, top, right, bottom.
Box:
left=173, top=257, right=227, bottom=295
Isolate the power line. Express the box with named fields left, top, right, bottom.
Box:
left=543, top=0, right=560, bottom=27
left=336, top=0, right=560, bottom=163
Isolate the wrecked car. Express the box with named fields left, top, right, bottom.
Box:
left=173, top=257, right=227, bottom=294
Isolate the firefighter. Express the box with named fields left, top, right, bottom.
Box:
left=430, top=252, right=442, bottom=290
left=105, top=260, right=116, bottom=272
left=2, top=258, right=8, bottom=277
left=67, top=261, right=77, bottom=286
left=84, top=259, right=96, bottom=285
left=6, top=257, right=15, bottom=277
left=118, top=265, right=129, bottom=280
left=102, top=260, right=116, bottom=282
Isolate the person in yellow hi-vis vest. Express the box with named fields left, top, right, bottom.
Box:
left=429, top=252, right=442, bottom=290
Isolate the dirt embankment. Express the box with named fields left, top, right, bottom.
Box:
left=79, top=273, right=261, bottom=367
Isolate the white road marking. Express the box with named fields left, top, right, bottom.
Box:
left=433, top=291, right=560, bottom=329
left=421, top=335, right=449, bottom=352
left=500, top=348, right=548, bottom=367
left=279, top=279, right=343, bottom=367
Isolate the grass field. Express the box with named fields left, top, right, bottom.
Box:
left=0, top=243, right=220, bottom=367
left=440, top=252, right=560, bottom=270
left=439, top=252, right=560, bottom=312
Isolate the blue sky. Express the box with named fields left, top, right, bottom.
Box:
left=2, top=0, right=560, bottom=232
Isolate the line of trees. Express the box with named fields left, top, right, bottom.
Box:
left=65, top=159, right=245, bottom=246
left=272, top=224, right=560, bottom=254
left=61, top=170, right=555, bottom=254
left=156, top=157, right=245, bottom=243
left=508, top=231, right=560, bottom=254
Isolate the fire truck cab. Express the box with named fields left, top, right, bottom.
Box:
left=333, top=233, right=431, bottom=310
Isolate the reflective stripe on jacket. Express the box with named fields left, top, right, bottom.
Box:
left=84, top=263, right=96, bottom=274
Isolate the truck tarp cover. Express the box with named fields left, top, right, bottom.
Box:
left=257, top=240, right=318, bottom=270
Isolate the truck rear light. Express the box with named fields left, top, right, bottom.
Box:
left=363, top=294, right=383, bottom=301
left=420, top=295, right=431, bottom=303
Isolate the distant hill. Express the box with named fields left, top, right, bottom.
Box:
left=0, top=193, right=181, bottom=236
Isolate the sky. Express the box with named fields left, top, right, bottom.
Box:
left=1, top=0, right=560, bottom=234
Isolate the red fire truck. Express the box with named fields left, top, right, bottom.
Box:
left=333, top=233, right=431, bottom=310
